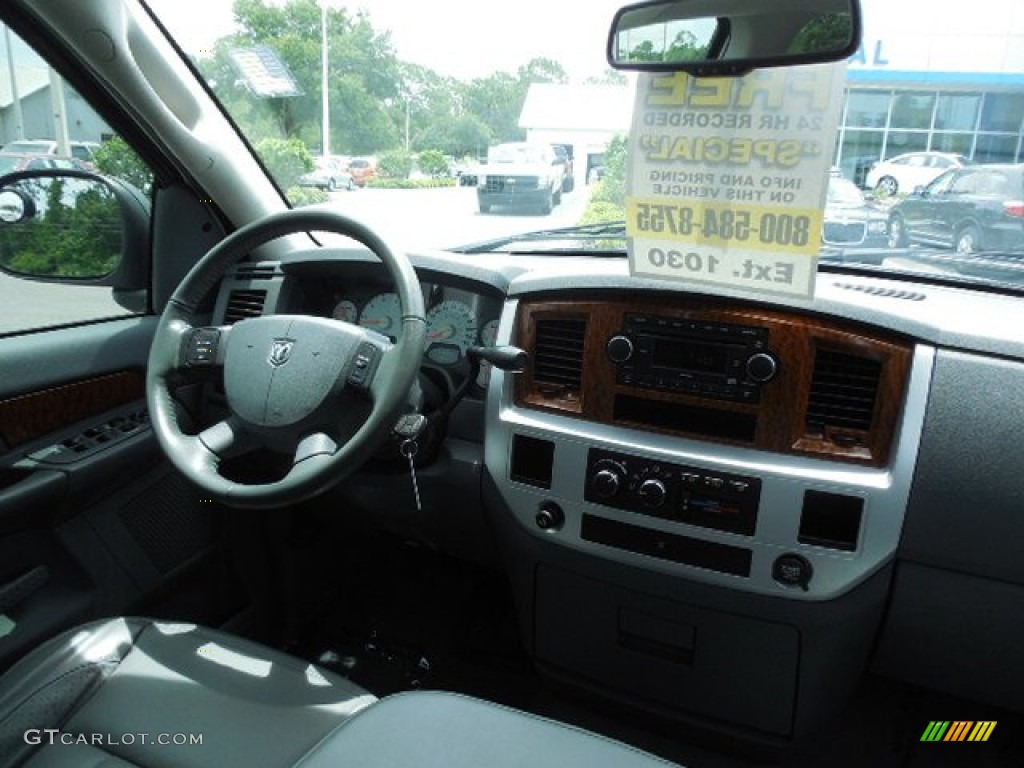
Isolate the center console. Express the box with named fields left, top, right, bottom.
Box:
left=484, top=291, right=933, bottom=741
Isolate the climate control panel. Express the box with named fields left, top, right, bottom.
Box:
left=584, top=448, right=761, bottom=536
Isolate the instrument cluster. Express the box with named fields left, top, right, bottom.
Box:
left=326, top=282, right=501, bottom=368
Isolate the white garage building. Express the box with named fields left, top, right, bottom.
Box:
left=519, top=83, right=633, bottom=188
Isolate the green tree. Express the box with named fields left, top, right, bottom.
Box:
left=580, top=134, right=629, bottom=228
left=413, top=114, right=492, bottom=158
left=585, top=69, right=628, bottom=86
left=789, top=13, right=854, bottom=54
left=516, top=57, right=568, bottom=85
left=93, top=137, right=153, bottom=193
left=0, top=178, right=121, bottom=278
left=254, top=136, right=313, bottom=189
left=417, top=150, right=449, bottom=178
left=377, top=149, right=413, bottom=179
left=392, top=62, right=463, bottom=152
left=665, top=29, right=707, bottom=62
left=461, top=71, right=525, bottom=144
left=627, top=30, right=705, bottom=64
left=200, top=0, right=401, bottom=153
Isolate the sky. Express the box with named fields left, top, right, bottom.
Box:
left=146, top=0, right=630, bottom=82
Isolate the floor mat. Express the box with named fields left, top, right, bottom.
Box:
left=283, top=530, right=1024, bottom=768
left=287, top=533, right=541, bottom=708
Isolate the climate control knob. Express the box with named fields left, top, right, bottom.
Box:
left=745, top=352, right=779, bottom=383
left=591, top=469, right=623, bottom=499
left=638, top=478, right=667, bottom=509
left=606, top=335, right=634, bottom=364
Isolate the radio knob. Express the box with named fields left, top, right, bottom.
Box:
left=591, top=468, right=623, bottom=499
left=638, top=478, right=667, bottom=509
left=606, top=335, right=634, bottom=364
left=745, top=352, right=779, bottom=383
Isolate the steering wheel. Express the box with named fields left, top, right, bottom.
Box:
left=146, top=208, right=426, bottom=508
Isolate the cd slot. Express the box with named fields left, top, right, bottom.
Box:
left=614, top=394, right=756, bottom=443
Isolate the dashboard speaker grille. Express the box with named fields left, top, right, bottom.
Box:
left=224, top=289, right=267, bottom=324
left=806, top=348, right=882, bottom=432
left=532, top=317, right=587, bottom=393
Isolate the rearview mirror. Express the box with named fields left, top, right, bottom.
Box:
left=608, top=0, right=861, bottom=77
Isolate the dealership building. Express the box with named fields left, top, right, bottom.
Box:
left=835, top=0, right=1024, bottom=182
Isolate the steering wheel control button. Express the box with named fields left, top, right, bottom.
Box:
left=185, top=328, right=221, bottom=366
left=773, top=554, right=814, bottom=591
left=347, top=342, right=382, bottom=390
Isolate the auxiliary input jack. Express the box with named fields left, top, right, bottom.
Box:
left=535, top=502, right=565, bottom=532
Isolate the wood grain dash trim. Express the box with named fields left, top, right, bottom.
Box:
left=0, top=371, right=145, bottom=449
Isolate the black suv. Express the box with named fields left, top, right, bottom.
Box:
left=888, top=163, right=1024, bottom=253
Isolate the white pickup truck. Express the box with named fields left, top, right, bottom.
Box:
left=476, top=142, right=565, bottom=215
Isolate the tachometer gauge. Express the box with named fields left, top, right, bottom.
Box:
left=476, top=318, right=500, bottom=388
left=359, top=292, right=402, bottom=342
left=426, top=300, right=478, bottom=365
left=479, top=318, right=499, bottom=347
left=332, top=299, right=359, bottom=323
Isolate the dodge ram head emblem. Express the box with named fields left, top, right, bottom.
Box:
left=267, top=338, right=295, bottom=367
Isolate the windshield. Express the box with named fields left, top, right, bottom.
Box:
left=146, top=0, right=1024, bottom=291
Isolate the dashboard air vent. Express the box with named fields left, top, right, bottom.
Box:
left=532, top=317, right=587, bottom=393
left=224, top=289, right=267, bottom=324
left=234, top=262, right=279, bottom=280
left=806, top=348, right=882, bottom=433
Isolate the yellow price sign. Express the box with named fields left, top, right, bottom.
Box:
left=626, top=199, right=823, bottom=256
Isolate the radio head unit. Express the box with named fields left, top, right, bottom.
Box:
left=606, top=314, right=778, bottom=403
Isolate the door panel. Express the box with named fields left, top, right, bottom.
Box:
left=0, top=316, right=239, bottom=670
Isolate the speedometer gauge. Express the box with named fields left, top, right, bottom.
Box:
left=359, top=292, right=402, bottom=342
left=426, top=300, right=477, bottom=365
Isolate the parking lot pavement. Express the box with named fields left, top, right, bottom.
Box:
left=326, top=184, right=591, bottom=251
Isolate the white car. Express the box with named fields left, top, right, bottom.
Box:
left=865, top=151, right=968, bottom=196
left=1, top=138, right=100, bottom=168
left=297, top=155, right=355, bottom=191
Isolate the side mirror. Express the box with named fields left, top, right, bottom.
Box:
left=608, top=0, right=861, bottom=77
left=912, top=185, right=926, bottom=197
left=0, top=169, right=150, bottom=311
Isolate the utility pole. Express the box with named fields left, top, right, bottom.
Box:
left=48, top=67, right=70, bottom=154
left=3, top=25, right=24, bottom=140
left=320, top=0, right=329, bottom=157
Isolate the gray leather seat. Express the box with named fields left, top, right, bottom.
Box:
left=0, top=617, right=680, bottom=768
left=0, top=617, right=376, bottom=767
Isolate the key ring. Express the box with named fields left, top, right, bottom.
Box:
left=400, top=439, right=418, bottom=458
